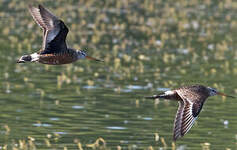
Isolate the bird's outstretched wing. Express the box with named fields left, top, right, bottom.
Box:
left=173, top=88, right=207, bottom=141
left=173, top=99, right=203, bottom=141
left=28, top=5, right=68, bottom=54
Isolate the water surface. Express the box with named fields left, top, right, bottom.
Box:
left=0, top=0, right=236, bottom=149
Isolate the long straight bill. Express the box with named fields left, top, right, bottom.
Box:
left=217, top=92, right=236, bottom=98
left=86, top=56, right=104, bottom=62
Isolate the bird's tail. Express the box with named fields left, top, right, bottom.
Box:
left=145, top=93, right=167, bottom=99
left=17, top=53, right=39, bottom=63
left=17, top=55, right=32, bottom=63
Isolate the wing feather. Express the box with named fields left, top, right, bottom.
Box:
left=173, top=101, right=184, bottom=141
left=172, top=85, right=209, bottom=140
left=28, top=5, right=68, bottom=53
left=28, top=5, right=47, bottom=30
left=173, top=98, right=200, bottom=141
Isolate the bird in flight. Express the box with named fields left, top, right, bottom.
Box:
left=145, top=85, right=235, bottom=141
left=17, top=4, right=103, bottom=65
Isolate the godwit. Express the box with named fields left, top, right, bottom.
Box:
left=17, top=5, right=103, bottom=65
left=145, top=85, right=235, bottom=141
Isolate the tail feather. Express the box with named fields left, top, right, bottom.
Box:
left=145, top=90, right=176, bottom=100
left=17, top=55, right=32, bottom=63
left=17, top=53, right=39, bottom=63
left=145, top=94, right=166, bottom=99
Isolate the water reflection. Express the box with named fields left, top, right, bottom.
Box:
left=106, top=126, right=127, bottom=130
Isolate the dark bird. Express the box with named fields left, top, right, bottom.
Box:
left=145, top=85, right=235, bottom=141
left=17, top=5, right=103, bottom=65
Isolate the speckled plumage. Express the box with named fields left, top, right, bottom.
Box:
left=38, top=49, right=78, bottom=65
left=17, top=5, right=102, bottom=65
left=145, top=85, right=234, bottom=141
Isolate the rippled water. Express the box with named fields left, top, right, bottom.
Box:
left=0, top=0, right=236, bottom=149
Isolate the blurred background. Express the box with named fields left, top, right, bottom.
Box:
left=0, top=0, right=236, bottom=149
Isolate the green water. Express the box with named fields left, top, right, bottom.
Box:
left=0, top=0, right=236, bottom=149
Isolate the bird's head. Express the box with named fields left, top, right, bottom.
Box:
left=77, top=50, right=87, bottom=59
left=207, top=87, right=235, bottom=98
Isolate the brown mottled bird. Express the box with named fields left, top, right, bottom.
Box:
left=145, top=85, right=235, bottom=141
left=17, top=5, right=103, bottom=65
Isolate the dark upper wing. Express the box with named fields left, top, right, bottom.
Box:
left=29, top=5, right=68, bottom=54
left=176, top=86, right=208, bottom=117
left=176, top=85, right=209, bottom=105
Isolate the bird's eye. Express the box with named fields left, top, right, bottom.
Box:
left=80, top=52, right=86, bottom=56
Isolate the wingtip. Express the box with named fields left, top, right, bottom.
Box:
left=28, top=4, right=39, bottom=12
left=172, top=134, right=176, bottom=141
left=28, top=4, right=42, bottom=9
left=38, top=4, right=44, bottom=9
left=173, top=134, right=181, bottom=141
left=28, top=4, right=34, bottom=10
